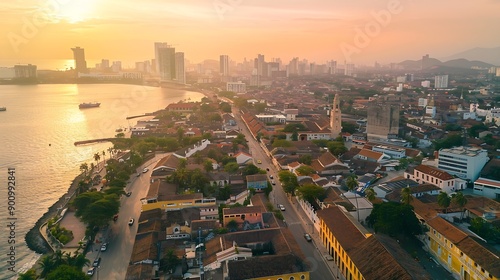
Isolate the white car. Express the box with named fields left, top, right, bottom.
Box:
left=278, top=204, right=285, bottom=211
left=87, top=267, right=95, bottom=276
left=100, top=243, right=108, bottom=252
left=128, top=218, right=135, bottom=226
left=142, top=168, right=149, bottom=173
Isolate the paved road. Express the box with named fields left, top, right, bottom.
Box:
left=233, top=108, right=341, bottom=279
left=85, top=154, right=165, bottom=279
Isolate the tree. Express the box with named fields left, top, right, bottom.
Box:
left=366, top=202, right=422, bottom=236
left=327, top=141, right=347, bottom=157
left=227, top=219, right=238, bottom=231
left=242, top=164, right=260, bottom=176
left=295, top=165, right=316, bottom=176
left=341, top=122, right=357, bottom=134
left=224, top=162, right=240, bottom=174
left=93, top=152, right=101, bottom=168
left=346, top=174, right=360, bottom=221
left=45, top=265, right=88, bottom=280
left=291, top=130, right=298, bottom=141
left=160, top=249, right=181, bottom=273
left=39, top=255, right=56, bottom=278
left=204, top=160, right=214, bottom=173
left=79, top=163, right=89, bottom=177
left=278, top=170, right=299, bottom=196
left=400, top=186, right=413, bottom=205
left=437, top=191, right=451, bottom=213
left=298, top=154, right=312, bottom=165
left=272, top=139, right=292, bottom=148
left=452, top=192, right=468, bottom=222
left=18, top=269, right=38, bottom=280
left=365, top=187, right=376, bottom=202
left=297, top=184, right=326, bottom=204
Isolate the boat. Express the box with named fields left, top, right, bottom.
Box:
left=79, top=102, right=100, bottom=109
left=0, top=107, right=6, bottom=111
left=115, top=127, right=123, bottom=132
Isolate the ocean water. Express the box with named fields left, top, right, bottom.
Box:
left=0, top=84, right=203, bottom=279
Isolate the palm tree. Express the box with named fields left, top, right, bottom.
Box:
left=346, top=174, right=360, bottom=222
left=401, top=186, right=413, bottom=205
left=93, top=152, right=101, bottom=169
left=39, top=255, right=56, bottom=277
left=364, top=187, right=376, bottom=203
left=437, top=191, right=451, bottom=214
left=102, top=150, right=106, bottom=163
left=452, top=192, right=468, bottom=222
left=107, top=147, right=114, bottom=159
left=79, top=163, right=89, bottom=177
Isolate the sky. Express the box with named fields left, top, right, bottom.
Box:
left=1, top=0, right=500, bottom=69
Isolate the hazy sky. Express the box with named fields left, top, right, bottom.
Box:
left=1, top=0, right=499, bottom=68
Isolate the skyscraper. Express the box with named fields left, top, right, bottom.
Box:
left=330, top=94, right=342, bottom=139
left=220, top=55, right=229, bottom=76
left=367, top=103, right=400, bottom=139
left=155, top=43, right=176, bottom=81
left=175, top=52, right=185, bottom=84
left=434, top=75, right=449, bottom=89
left=71, top=46, right=87, bottom=74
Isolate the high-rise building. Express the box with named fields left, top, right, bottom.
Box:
left=330, top=94, right=342, bottom=139
left=111, top=61, right=121, bottom=72
left=434, top=75, right=449, bottom=89
left=14, top=64, right=37, bottom=78
left=155, top=43, right=176, bottom=81
left=425, top=95, right=436, bottom=118
left=367, top=103, right=400, bottom=139
left=328, top=60, right=337, bottom=74
left=421, top=54, right=430, bottom=70
left=71, top=46, right=87, bottom=74
left=344, top=63, right=354, bottom=76
left=421, top=80, right=431, bottom=88
left=220, top=55, right=229, bottom=77
left=175, top=52, right=185, bottom=84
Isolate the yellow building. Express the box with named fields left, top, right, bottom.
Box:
left=412, top=199, right=500, bottom=280
left=140, top=180, right=216, bottom=212
left=317, top=206, right=428, bottom=280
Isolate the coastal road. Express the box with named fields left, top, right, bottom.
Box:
left=232, top=107, right=339, bottom=279
left=86, top=154, right=165, bottom=280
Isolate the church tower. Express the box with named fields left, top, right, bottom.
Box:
left=330, top=94, right=342, bottom=139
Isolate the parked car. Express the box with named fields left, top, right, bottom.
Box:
left=125, top=191, right=132, bottom=197
left=304, top=233, right=312, bottom=242
left=269, top=175, right=273, bottom=179
left=87, top=267, right=95, bottom=276
left=257, top=160, right=262, bottom=164
left=271, top=180, right=276, bottom=185
left=128, top=218, right=134, bottom=226
left=136, top=173, right=141, bottom=177
left=142, top=168, right=149, bottom=173
left=278, top=204, right=285, bottom=211
left=100, top=243, right=108, bottom=252
left=266, top=168, right=270, bottom=171
left=93, top=257, right=101, bottom=267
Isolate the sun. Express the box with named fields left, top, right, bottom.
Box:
left=52, top=0, right=97, bottom=23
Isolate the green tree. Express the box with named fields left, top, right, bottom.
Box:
left=298, top=154, right=312, bottom=165
left=224, top=162, right=240, bottom=174
left=433, top=134, right=463, bottom=151
left=39, top=255, right=56, bottom=278
left=437, top=191, right=451, bottom=214
left=79, top=163, right=89, bottom=177
left=227, top=219, right=238, bottom=231
left=291, top=130, right=298, bottom=141
left=452, top=192, right=468, bottom=221
left=366, top=202, right=422, bottom=236
left=401, top=186, right=413, bottom=205
left=45, top=265, right=88, bottom=280
left=278, top=170, right=299, bottom=196
left=217, top=184, right=232, bottom=200
left=93, top=152, right=101, bottom=167
left=160, top=249, right=181, bottom=273
left=327, top=141, right=347, bottom=157
left=297, top=184, right=326, bottom=204
left=272, top=139, right=293, bottom=148
left=204, top=160, right=214, bottom=173
left=242, top=164, right=260, bottom=176
left=365, top=187, right=376, bottom=202
left=341, top=122, right=357, bottom=134
left=346, top=174, right=360, bottom=221
left=295, top=165, right=316, bottom=176
left=18, top=269, right=38, bottom=280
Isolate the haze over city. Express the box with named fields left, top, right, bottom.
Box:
left=2, top=0, right=500, bottom=67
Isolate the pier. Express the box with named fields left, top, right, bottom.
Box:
left=74, top=138, right=114, bottom=146
left=126, top=112, right=155, bottom=120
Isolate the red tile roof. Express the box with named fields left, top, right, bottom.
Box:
left=414, top=165, right=454, bottom=180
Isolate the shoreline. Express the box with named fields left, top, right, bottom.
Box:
left=25, top=173, right=85, bottom=255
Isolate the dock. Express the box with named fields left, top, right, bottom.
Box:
left=126, top=112, right=155, bottom=120
left=74, top=138, right=114, bottom=146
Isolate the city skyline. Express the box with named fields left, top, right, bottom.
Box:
left=1, top=0, right=500, bottom=67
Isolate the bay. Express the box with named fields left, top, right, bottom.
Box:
left=0, top=84, right=203, bottom=279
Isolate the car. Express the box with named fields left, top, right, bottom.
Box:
left=257, top=160, right=262, bottom=164
left=271, top=180, right=276, bottom=185
left=125, top=191, right=132, bottom=197
left=304, top=233, right=312, bottom=242
left=266, top=168, right=270, bottom=171
left=142, top=168, right=149, bottom=173
left=136, top=173, right=141, bottom=177
left=278, top=204, right=285, bottom=211
left=128, top=218, right=134, bottom=226
left=100, top=243, right=108, bottom=252
left=87, top=267, right=96, bottom=276
left=113, top=214, right=118, bottom=221
left=92, top=257, right=101, bottom=267
left=269, top=175, right=273, bottom=179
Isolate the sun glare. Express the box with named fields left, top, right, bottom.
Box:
left=54, top=0, right=97, bottom=23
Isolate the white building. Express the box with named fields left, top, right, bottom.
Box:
left=473, top=177, right=500, bottom=200
left=421, top=80, right=431, bottom=88
left=418, top=98, right=428, bottom=107
left=372, top=145, right=406, bottom=159
left=405, top=164, right=466, bottom=193
left=226, top=81, right=246, bottom=93
left=434, top=75, right=449, bottom=89
left=175, top=52, right=185, bottom=84
left=437, top=146, right=489, bottom=181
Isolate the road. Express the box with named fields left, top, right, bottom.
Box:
left=85, top=154, right=165, bottom=280
left=233, top=107, right=341, bottom=279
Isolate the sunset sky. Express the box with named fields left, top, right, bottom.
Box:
left=1, top=0, right=499, bottom=69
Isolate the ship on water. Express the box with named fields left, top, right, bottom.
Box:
left=79, top=102, right=100, bottom=109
